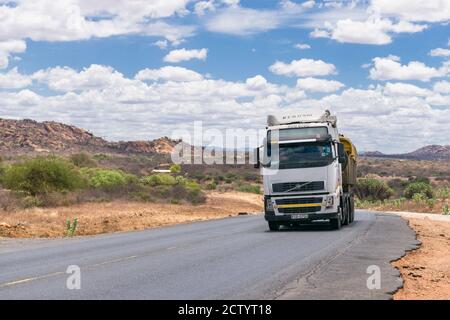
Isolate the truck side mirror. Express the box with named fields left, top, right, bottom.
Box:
left=338, top=143, right=348, bottom=167
left=254, top=147, right=260, bottom=169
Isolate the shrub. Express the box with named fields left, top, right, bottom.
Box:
left=170, top=164, right=181, bottom=173
left=404, top=182, right=433, bottom=199
left=93, top=153, right=112, bottom=161
left=2, top=157, right=85, bottom=196
left=87, top=169, right=133, bottom=190
left=409, top=176, right=430, bottom=185
left=141, top=173, right=177, bottom=186
left=436, top=187, right=450, bottom=200
left=354, top=178, right=393, bottom=201
left=236, top=184, right=261, bottom=194
left=205, top=182, right=217, bottom=190
left=70, top=153, right=97, bottom=168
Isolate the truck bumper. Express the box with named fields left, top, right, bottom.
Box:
left=265, top=212, right=338, bottom=223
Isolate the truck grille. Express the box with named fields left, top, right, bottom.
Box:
left=272, top=181, right=324, bottom=193
left=275, top=197, right=323, bottom=205
left=278, top=207, right=321, bottom=214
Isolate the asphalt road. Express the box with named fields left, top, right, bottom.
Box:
left=0, top=211, right=418, bottom=300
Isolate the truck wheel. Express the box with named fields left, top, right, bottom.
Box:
left=349, top=198, right=355, bottom=223
left=268, top=222, right=280, bottom=231
left=342, top=201, right=349, bottom=226
left=330, top=216, right=341, bottom=230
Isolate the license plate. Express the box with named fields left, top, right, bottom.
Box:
left=291, top=214, right=308, bottom=219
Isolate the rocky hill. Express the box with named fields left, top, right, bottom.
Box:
left=362, top=145, right=450, bottom=161
left=0, top=118, right=179, bottom=155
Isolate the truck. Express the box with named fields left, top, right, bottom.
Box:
left=254, top=110, right=357, bottom=231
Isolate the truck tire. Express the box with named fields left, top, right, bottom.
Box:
left=268, top=222, right=280, bottom=231
left=349, top=197, right=355, bottom=223
left=342, top=199, right=349, bottom=226
left=330, top=215, right=341, bottom=230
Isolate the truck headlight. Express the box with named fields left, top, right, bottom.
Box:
left=266, top=198, right=274, bottom=211
left=323, top=196, right=334, bottom=207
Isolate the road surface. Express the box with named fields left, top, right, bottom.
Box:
left=0, top=211, right=418, bottom=299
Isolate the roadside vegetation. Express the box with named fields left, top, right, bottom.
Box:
left=0, top=153, right=262, bottom=212
left=355, top=174, right=450, bottom=214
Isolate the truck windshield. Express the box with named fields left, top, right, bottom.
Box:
left=277, top=142, right=333, bottom=169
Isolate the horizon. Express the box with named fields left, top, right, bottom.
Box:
left=2, top=115, right=449, bottom=155
left=0, top=1, right=450, bottom=153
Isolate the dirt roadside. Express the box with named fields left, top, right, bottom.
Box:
left=393, top=217, right=450, bottom=300
left=0, top=191, right=263, bottom=238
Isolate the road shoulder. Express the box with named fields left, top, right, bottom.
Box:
left=278, top=212, right=419, bottom=300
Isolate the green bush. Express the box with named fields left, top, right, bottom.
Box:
left=2, top=157, right=85, bottom=196
left=235, top=184, right=261, bottom=194
left=93, top=153, right=112, bottom=161
left=205, top=182, right=217, bottom=190
left=354, top=178, right=393, bottom=201
left=85, top=169, right=135, bottom=190
left=141, top=173, right=177, bottom=186
left=170, top=164, right=181, bottom=173
left=404, top=182, right=433, bottom=199
left=70, top=153, right=97, bottom=168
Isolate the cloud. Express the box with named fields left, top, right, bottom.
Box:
left=0, top=0, right=195, bottom=47
left=301, top=1, right=316, bottom=9
left=2, top=62, right=450, bottom=153
left=204, top=6, right=283, bottom=35
left=383, top=82, right=432, bottom=97
left=294, top=43, right=311, bottom=50
left=429, top=48, right=450, bottom=57
left=309, top=28, right=331, bottom=38
left=0, top=40, right=27, bottom=69
left=32, top=64, right=133, bottom=92
left=296, top=77, right=344, bottom=93
left=135, top=66, right=203, bottom=82
left=433, top=81, right=450, bottom=94
left=370, top=0, right=450, bottom=23
left=269, top=58, right=337, bottom=77
left=314, top=18, right=427, bottom=45
left=194, top=1, right=216, bottom=16
left=369, top=56, right=450, bottom=81
left=163, top=48, right=208, bottom=63
left=153, top=40, right=168, bottom=49
left=0, top=67, right=32, bottom=89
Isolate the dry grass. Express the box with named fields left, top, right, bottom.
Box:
left=393, top=218, right=450, bottom=300
left=0, top=191, right=263, bottom=238
left=357, top=198, right=450, bottom=214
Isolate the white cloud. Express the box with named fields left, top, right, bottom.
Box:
left=135, top=66, right=203, bottom=82
left=204, top=6, right=283, bottom=35
left=269, top=59, right=337, bottom=77
left=163, top=48, right=208, bottom=63
left=383, top=82, right=432, bottom=97
left=309, top=28, right=330, bottom=38
left=245, top=75, right=268, bottom=90
left=370, top=0, right=450, bottom=23
left=2, top=62, right=450, bottom=153
left=429, top=48, right=450, bottom=57
left=0, top=67, right=32, bottom=89
left=296, top=77, right=344, bottom=92
left=0, top=40, right=27, bottom=69
left=433, top=81, right=450, bottom=94
left=195, top=0, right=216, bottom=16
left=32, top=64, right=133, bottom=92
left=369, top=56, right=449, bottom=81
left=294, top=43, right=311, bottom=50
left=154, top=40, right=168, bottom=49
left=301, top=1, right=316, bottom=9
left=0, top=1, right=195, bottom=48
left=320, top=18, right=427, bottom=45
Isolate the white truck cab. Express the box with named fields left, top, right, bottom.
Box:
left=254, top=110, right=357, bottom=231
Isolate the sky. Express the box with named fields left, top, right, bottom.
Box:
left=0, top=0, right=450, bottom=153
